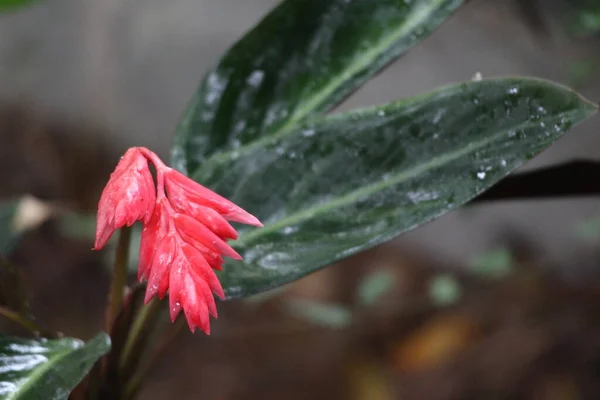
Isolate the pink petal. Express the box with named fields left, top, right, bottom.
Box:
left=144, top=234, right=176, bottom=304
left=182, top=244, right=225, bottom=299
left=138, top=200, right=169, bottom=282
left=165, top=169, right=262, bottom=227
left=173, top=213, right=241, bottom=260
left=140, top=161, right=157, bottom=223
left=178, top=229, right=224, bottom=271
left=168, top=255, right=185, bottom=322
left=94, top=147, right=157, bottom=250
left=181, top=272, right=210, bottom=334
left=167, top=182, right=238, bottom=240
left=191, top=269, right=218, bottom=318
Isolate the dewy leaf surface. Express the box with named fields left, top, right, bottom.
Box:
left=0, top=333, right=110, bottom=400
left=191, top=78, right=597, bottom=298
left=172, top=0, right=464, bottom=174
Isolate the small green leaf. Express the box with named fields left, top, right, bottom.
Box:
left=196, top=78, right=596, bottom=298
left=568, top=2, right=600, bottom=36
left=172, top=0, right=464, bottom=174
left=58, top=212, right=142, bottom=276
left=575, top=216, right=600, bottom=241
left=0, top=201, right=29, bottom=316
left=568, top=59, right=597, bottom=90
left=0, top=0, right=37, bottom=11
left=0, top=200, right=19, bottom=256
left=0, top=258, right=29, bottom=316
left=100, top=223, right=142, bottom=276
left=0, top=332, right=110, bottom=399
left=468, top=247, right=513, bottom=279
left=429, top=274, right=461, bottom=306
left=243, top=286, right=287, bottom=305
left=57, top=211, right=96, bottom=242
left=284, top=298, right=353, bottom=329
left=356, top=269, right=396, bottom=306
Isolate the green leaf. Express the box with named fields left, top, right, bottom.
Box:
left=284, top=298, right=353, bottom=329
left=568, top=59, right=597, bottom=90
left=0, top=0, right=37, bottom=11
left=356, top=269, right=396, bottom=306
left=568, top=2, right=600, bottom=37
left=0, top=200, right=19, bottom=256
left=468, top=247, right=513, bottom=279
left=575, top=216, right=600, bottom=241
left=57, top=212, right=142, bottom=276
left=57, top=211, right=96, bottom=242
left=0, top=332, right=110, bottom=399
left=243, top=286, right=287, bottom=305
left=429, top=274, right=461, bottom=306
left=0, top=258, right=29, bottom=316
left=0, top=201, right=29, bottom=316
left=195, top=77, right=596, bottom=298
left=172, top=0, right=464, bottom=174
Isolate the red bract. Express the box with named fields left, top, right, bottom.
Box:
left=94, top=148, right=156, bottom=250
left=94, top=146, right=262, bottom=334
left=164, top=168, right=262, bottom=226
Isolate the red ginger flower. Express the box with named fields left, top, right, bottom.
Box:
left=94, top=147, right=262, bottom=334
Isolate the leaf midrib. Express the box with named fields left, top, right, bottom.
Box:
left=199, top=0, right=454, bottom=169
left=233, top=111, right=583, bottom=247
left=278, top=0, right=451, bottom=131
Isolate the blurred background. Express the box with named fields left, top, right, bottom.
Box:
left=2, top=0, right=600, bottom=398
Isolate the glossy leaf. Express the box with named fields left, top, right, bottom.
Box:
left=0, top=332, right=110, bottom=399
left=191, top=78, right=597, bottom=298
left=172, top=0, right=464, bottom=174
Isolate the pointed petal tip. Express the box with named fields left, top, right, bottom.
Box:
left=170, top=307, right=181, bottom=323
left=247, top=215, right=264, bottom=227
left=94, top=229, right=113, bottom=250
left=228, top=250, right=242, bottom=260
left=184, top=314, right=198, bottom=333
left=143, top=289, right=156, bottom=305
left=238, top=214, right=263, bottom=228
left=214, top=287, right=225, bottom=301
left=226, top=211, right=263, bottom=227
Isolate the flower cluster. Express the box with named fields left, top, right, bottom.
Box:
left=94, top=147, right=262, bottom=333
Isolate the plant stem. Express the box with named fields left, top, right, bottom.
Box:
left=105, top=226, right=132, bottom=332
left=122, top=316, right=185, bottom=400
left=119, top=297, right=162, bottom=377
left=0, top=306, right=56, bottom=338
